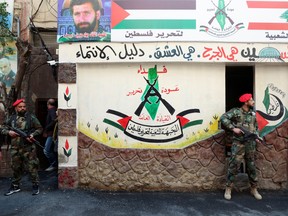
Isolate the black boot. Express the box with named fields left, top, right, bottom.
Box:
left=32, top=184, right=39, bottom=196
left=4, top=184, right=21, bottom=196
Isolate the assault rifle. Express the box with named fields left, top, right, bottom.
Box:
left=7, top=126, right=44, bottom=149
left=235, top=125, right=272, bottom=149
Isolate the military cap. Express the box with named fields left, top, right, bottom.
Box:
left=239, top=93, right=252, bottom=103
left=13, top=99, right=25, bottom=107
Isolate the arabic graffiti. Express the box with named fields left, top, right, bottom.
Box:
left=138, top=65, right=168, bottom=74
left=241, top=47, right=285, bottom=62
left=245, top=47, right=285, bottom=62
left=151, top=45, right=195, bottom=61
left=202, top=46, right=238, bottom=61
left=76, top=44, right=117, bottom=60
left=119, top=43, right=145, bottom=60
left=126, top=86, right=179, bottom=97
left=125, top=119, right=183, bottom=143
left=267, top=83, right=286, bottom=98
left=76, top=43, right=145, bottom=60
left=126, top=88, right=142, bottom=96
left=72, top=43, right=288, bottom=62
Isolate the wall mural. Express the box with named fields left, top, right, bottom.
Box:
left=59, top=42, right=288, bottom=63
left=0, top=1, right=17, bottom=94
left=57, top=0, right=111, bottom=43
left=0, top=40, right=17, bottom=93
left=58, top=136, right=77, bottom=167
left=58, top=84, right=77, bottom=109
left=77, top=63, right=224, bottom=149
left=58, top=0, right=288, bottom=43
left=256, top=83, right=288, bottom=137
left=103, top=65, right=204, bottom=143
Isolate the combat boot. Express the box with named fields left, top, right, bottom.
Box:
left=224, top=187, right=232, bottom=200
left=5, top=184, right=21, bottom=196
left=32, top=184, right=39, bottom=196
left=251, top=188, right=262, bottom=200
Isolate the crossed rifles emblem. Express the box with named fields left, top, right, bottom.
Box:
left=208, top=0, right=234, bottom=25
left=134, top=76, right=175, bottom=117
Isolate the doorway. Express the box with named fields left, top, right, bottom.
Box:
left=224, top=66, right=254, bottom=159
left=35, top=99, right=50, bottom=169
left=225, top=66, right=254, bottom=111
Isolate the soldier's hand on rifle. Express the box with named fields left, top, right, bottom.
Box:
left=232, top=127, right=243, bottom=135
left=8, top=130, right=19, bottom=138
left=26, top=135, right=35, bottom=143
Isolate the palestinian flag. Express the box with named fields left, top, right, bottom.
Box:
left=111, top=0, right=197, bottom=41
left=247, top=0, right=288, bottom=30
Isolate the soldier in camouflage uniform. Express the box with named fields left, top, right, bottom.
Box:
left=1, top=99, right=43, bottom=196
left=220, top=93, right=262, bottom=200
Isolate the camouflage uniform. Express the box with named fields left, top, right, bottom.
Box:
left=1, top=112, right=43, bottom=187
left=220, top=107, right=259, bottom=188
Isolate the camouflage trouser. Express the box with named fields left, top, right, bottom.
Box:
left=226, top=140, right=258, bottom=188
left=10, top=144, right=39, bottom=186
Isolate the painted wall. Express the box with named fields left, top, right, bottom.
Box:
left=59, top=42, right=288, bottom=63
left=77, top=63, right=224, bottom=149
left=255, top=64, right=288, bottom=136
left=57, top=41, right=287, bottom=190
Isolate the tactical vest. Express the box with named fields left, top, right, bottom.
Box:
left=10, top=112, right=32, bottom=132
left=235, top=108, right=257, bottom=133
left=9, top=113, right=33, bottom=146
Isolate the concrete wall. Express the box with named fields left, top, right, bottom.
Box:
left=57, top=61, right=288, bottom=191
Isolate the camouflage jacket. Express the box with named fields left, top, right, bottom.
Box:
left=220, top=107, right=259, bottom=141
left=0, top=112, right=43, bottom=147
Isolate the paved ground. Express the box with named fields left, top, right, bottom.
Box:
left=0, top=171, right=287, bottom=216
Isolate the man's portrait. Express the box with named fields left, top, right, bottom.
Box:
left=70, top=0, right=102, bottom=34
left=0, top=58, right=16, bottom=88
left=57, top=0, right=111, bottom=43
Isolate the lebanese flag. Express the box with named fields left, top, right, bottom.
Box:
left=246, top=1, right=288, bottom=30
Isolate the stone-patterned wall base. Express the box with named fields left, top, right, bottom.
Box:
left=58, top=167, right=78, bottom=189
left=78, top=132, right=227, bottom=192
left=77, top=120, right=288, bottom=191
left=257, top=120, right=288, bottom=189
